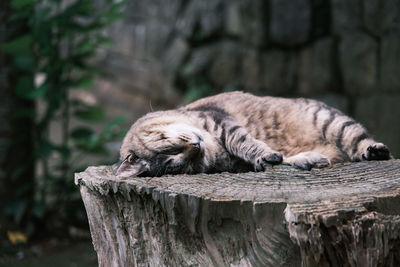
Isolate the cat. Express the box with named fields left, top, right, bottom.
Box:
left=116, top=91, right=392, bottom=178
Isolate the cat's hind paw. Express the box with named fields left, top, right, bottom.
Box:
left=362, top=143, right=391, bottom=161
left=254, top=152, right=283, bottom=171
left=283, top=152, right=330, bottom=171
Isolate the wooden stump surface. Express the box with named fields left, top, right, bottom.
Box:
left=75, top=160, right=400, bottom=267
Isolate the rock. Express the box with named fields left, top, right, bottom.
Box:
left=316, top=94, right=350, bottom=114
left=88, top=0, right=400, bottom=160
left=339, top=32, right=377, bottom=95
left=177, top=0, right=227, bottom=41
left=116, top=0, right=179, bottom=59
left=241, top=49, right=262, bottom=92
left=380, top=0, right=400, bottom=33
left=373, top=96, right=400, bottom=159
left=354, top=96, right=379, bottom=134
left=363, top=0, right=400, bottom=36
left=180, top=46, right=215, bottom=78
left=237, top=0, right=269, bottom=47
left=269, top=0, right=311, bottom=46
left=145, top=20, right=174, bottom=58
left=98, top=51, right=180, bottom=106
left=261, top=50, right=298, bottom=95
left=355, top=95, right=400, bottom=158
left=175, top=1, right=198, bottom=39
left=208, top=42, right=243, bottom=88
left=310, top=0, right=331, bottom=39
left=198, top=1, right=227, bottom=38
left=105, top=22, right=140, bottom=58
left=225, top=1, right=241, bottom=36
left=298, top=38, right=335, bottom=96
left=180, top=41, right=243, bottom=90
left=331, top=0, right=362, bottom=34
left=163, top=38, right=189, bottom=76
left=380, top=35, right=400, bottom=93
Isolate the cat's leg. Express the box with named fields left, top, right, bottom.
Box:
left=283, top=152, right=330, bottom=170
left=308, top=103, right=392, bottom=161
left=353, top=141, right=391, bottom=161
left=338, top=128, right=391, bottom=161
left=223, top=123, right=283, bottom=171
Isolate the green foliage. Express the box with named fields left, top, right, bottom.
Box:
left=0, top=34, right=32, bottom=56
left=184, top=77, right=213, bottom=103
left=74, top=105, right=105, bottom=121
left=2, top=0, right=127, bottom=231
left=183, top=75, right=239, bottom=103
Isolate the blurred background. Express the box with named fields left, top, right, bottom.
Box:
left=1, top=0, right=399, bottom=266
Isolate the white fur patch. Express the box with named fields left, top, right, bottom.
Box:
left=164, top=123, right=203, bottom=141
left=284, top=151, right=330, bottom=170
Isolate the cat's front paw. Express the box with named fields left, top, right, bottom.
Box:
left=254, top=152, right=283, bottom=171
left=283, top=152, right=330, bottom=171
left=362, top=143, right=391, bottom=160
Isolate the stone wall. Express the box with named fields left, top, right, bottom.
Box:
left=95, top=0, right=400, bottom=157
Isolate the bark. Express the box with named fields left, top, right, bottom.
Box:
left=75, top=160, right=400, bottom=267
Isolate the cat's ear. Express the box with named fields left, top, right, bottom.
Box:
left=116, top=158, right=149, bottom=178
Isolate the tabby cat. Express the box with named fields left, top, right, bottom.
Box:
left=117, top=91, right=391, bottom=177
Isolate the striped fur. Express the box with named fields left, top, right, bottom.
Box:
left=117, top=91, right=391, bottom=177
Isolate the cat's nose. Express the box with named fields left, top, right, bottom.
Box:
left=189, top=141, right=204, bottom=156
left=191, top=142, right=201, bottom=151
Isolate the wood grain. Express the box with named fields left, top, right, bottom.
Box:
left=76, top=160, right=400, bottom=267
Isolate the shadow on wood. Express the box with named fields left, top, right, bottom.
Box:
left=75, top=160, right=400, bottom=267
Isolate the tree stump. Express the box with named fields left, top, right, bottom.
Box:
left=75, top=160, right=400, bottom=267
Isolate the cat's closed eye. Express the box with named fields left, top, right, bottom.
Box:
left=127, top=150, right=137, bottom=162
left=161, top=146, right=185, bottom=155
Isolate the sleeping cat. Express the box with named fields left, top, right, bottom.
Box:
left=117, top=91, right=391, bottom=177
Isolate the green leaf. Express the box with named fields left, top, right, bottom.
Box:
left=100, top=116, right=127, bottom=140
left=70, top=127, right=94, bottom=139
left=53, top=145, right=71, bottom=159
left=35, top=140, right=54, bottom=159
left=76, top=39, right=96, bottom=54
left=97, top=36, right=114, bottom=46
left=15, top=76, right=48, bottom=100
left=77, top=143, right=109, bottom=155
left=73, top=76, right=95, bottom=89
left=87, top=145, right=109, bottom=155
left=9, top=9, right=31, bottom=21
left=74, top=105, right=105, bottom=121
left=32, top=203, right=46, bottom=219
left=104, top=116, right=126, bottom=133
left=11, top=0, right=35, bottom=10
left=101, top=2, right=126, bottom=23
left=34, top=20, right=52, bottom=47
left=15, top=76, right=33, bottom=98
left=67, top=0, right=94, bottom=16
left=14, top=56, right=34, bottom=72
left=73, top=132, right=109, bottom=155
left=33, top=84, right=49, bottom=99
left=33, top=6, right=51, bottom=25
left=0, top=34, right=32, bottom=56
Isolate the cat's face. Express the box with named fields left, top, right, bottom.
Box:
left=117, top=111, right=208, bottom=177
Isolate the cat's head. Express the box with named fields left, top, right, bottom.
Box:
left=116, top=110, right=208, bottom=177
